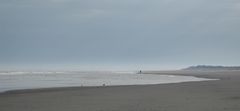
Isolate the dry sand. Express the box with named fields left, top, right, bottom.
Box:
left=0, top=70, right=240, bottom=111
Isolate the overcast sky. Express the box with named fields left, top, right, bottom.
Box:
left=1, top=0, right=240, bottom=70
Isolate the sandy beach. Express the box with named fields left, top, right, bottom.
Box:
left=0, top=70, right=240, bottom=111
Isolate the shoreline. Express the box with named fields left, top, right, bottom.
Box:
left=0, top=79, right=216, bottom=95
left=0, top=73, right=217, bottom=95
left=1, top=70, right=240, bottom=111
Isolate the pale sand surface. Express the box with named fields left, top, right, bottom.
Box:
left=0, top=70, right=240, bottom=111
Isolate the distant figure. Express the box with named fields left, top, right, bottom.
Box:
left=139, top=70, right=142, bottom=74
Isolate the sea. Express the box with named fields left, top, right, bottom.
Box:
left=0, top=71, right=215, bottom=93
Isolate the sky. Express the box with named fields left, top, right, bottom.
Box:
left=0, top=0, right=240, bottom=70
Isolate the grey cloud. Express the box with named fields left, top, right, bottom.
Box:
left=1, top=0, right=240, bottom=70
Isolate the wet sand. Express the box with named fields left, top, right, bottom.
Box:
left=0, top=70, right=240, bottom=111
